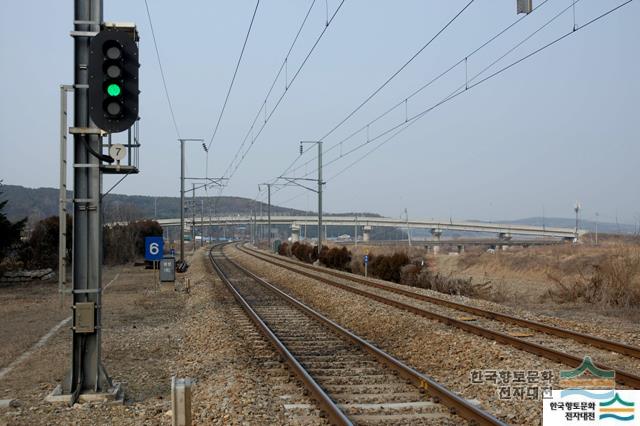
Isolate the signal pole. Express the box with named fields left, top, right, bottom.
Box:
left=67, top=0, right=108, bottom=401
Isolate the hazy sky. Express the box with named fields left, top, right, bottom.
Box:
left=1, top=1, right=638, bottom=223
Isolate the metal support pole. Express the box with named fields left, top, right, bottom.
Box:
left=192, top=184, right=195, bottom=251
left=179, top=140, right=185, bottom=262
left=267, top=184, right=271, bottom=251
left=405, top=208, right=412, bottom=247
left=354, top=214, right=358, bottom=247
left=59, top=85, right=73, bottom=305
left=177, top=138, right=205, bottom=260
left=69, top=0, right=110, bottom=398
left=318, top=141, right=323, bottom=258
left=259, top=199, right=263, bottom=243
left=200, top=200, right=204, bottom=247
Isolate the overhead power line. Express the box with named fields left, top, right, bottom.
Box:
left=221, top=0, right=347, bottom=186
left=220, top=0, right=318, bottom=182
left=207, top=0, right=261, bottom=150
left=272, top=0, right=635, bottom=205
left=144, top=0, right=182, bottom=139
left=275, top=0, right=477, bottom=182
left=273, top=0, right=552, bottom=186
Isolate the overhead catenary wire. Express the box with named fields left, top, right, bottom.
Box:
left=276, top=0, right=479, bottom=182
left=271, top=0, right=635, bottom=206
left=220, top=0, right=347, bottom=187
left=274, top=0, right=553, bottom=185
left=220, top=0, right=318, bottom=183
left=144, top=0, right=182, bottom=139
left=207, top=0, right=261, bottom=151
left=323, top=0, right=635, bottom=180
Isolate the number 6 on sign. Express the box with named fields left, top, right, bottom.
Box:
left=145, top=236, right=164, bottom=261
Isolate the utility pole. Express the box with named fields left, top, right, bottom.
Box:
left=267, top=185, right=271, bottom=250
left=259, top=199, right=263, bottom=243
left=354, top=214, right=358, bottom=247
left=258, top=184, right=273, bottom=251
left=200, top=199, right=204, bottom=247
left=574, top=201, right=581, bottom=241
left=405, top=208, right=412, bottom=247
left=318, top=141, right=323, bottom=257
left=178, top=138, right=205, bottom=262
left=192, top=183, right=196, bottom=251
left=299, top=141, right=323, bottom=259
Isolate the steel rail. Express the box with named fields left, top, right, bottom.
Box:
left=239, top=245, right=640, bottom=389
left=209, top=245, right=352, bottom=426
left=241, top=244, right=640, bottom=359
left=215, top=244, right=507, bottom=425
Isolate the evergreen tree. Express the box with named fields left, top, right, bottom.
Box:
left=0, top=182, right=27, bottom=262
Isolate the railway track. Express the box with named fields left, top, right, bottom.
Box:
left=238, top=244, right=640, bottom=389
left=209, top=243, right=506, bottom=425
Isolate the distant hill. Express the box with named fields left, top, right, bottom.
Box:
left=2, top=184, right=636, bottom=236
left=0, top=184, right=380, bottom=225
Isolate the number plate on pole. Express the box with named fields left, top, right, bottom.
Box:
left=145, top=236, right=164, bottom=261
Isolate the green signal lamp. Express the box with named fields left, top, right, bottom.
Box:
left=106, top=83, right=122, bottom=97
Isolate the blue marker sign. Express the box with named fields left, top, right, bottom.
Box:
left=145, top=236, right=164, bottom=261
left=364, top=255, right=369, bottom=264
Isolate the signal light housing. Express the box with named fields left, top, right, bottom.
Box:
left=89, top=28, right=139, bottom=133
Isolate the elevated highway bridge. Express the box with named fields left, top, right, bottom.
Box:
left=149, top=215, right=583, bottom=241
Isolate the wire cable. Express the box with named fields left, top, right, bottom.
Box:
left=275, top=0, right=553, bottom=184
left=221, top=0, right=347, bottom=185
left=321, top=0, right=634, bottom=183
left=144, top=0, right=182, bottom=139
left=273, top=0, right=635, bottom=205
left=207, top=0, right=261, bottom=150
left=220, top=0, right=317, bottom=182
left=277, top=0, right=547, bottom=181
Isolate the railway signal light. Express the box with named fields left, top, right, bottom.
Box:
left=88, top=28, right=139, bottom=133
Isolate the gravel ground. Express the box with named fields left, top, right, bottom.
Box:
left=229, top=245, right=579, bottom=425
left=1, top=248, right=324, bottom=425
left=172, top=248, right=325, bottom=425
left=260, top=248, right=640, bottom=348
left=248, top=249, right=640, bottom=378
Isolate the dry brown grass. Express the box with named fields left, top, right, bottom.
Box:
left=400, top=263, right=490, bottom=297
left=546, top=248, right=640, bottom=309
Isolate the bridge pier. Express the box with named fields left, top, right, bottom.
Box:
left=430, top=228, right=443, bottom=255
left=363, top=225, right=372, bottom=242
left=498, top=232, right=512, bottom=251
left=291, top=224, right=300, bottom=243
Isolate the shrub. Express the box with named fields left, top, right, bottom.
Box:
left=20, top=215, right=72, bottom=270
left=0, top=186, right=26, bottom=266
left=547, top=249, right=640, bottom=308
left=103, top=220, right=163, bottom=265
left=278, top=241, right=290, bottom=256
left=320, top=246, right=351, bottom=271
left=290, top=242, right=317, bottom=263
left=370, top=252, right=410, bottom=283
